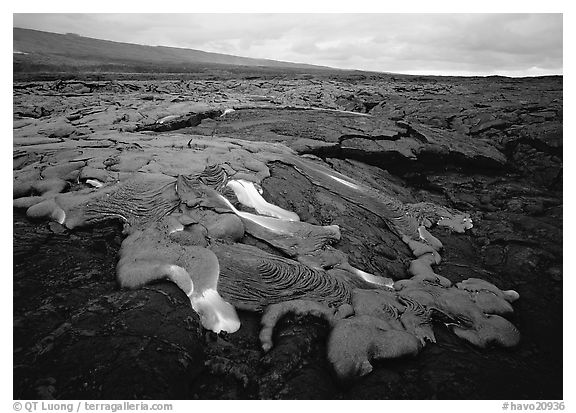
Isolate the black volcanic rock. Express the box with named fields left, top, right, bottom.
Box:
left=15, top=281, right=205, bottom=400
left=13, top=73, right=563, bottom=400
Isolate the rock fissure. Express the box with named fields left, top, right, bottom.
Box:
left=13, top=75, right=561, bottom=399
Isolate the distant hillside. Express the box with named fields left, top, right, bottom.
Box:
left=13, top=27, right=332, bottom=75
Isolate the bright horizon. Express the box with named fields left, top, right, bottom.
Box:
left=13, top=13, right=563, bottom=78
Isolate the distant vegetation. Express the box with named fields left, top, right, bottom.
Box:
left=14, top=27, right=561, bottom=82
left=13, top=27, right=337, bottom=80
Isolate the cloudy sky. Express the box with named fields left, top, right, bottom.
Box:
left=13, top=13, right=563, bottom=77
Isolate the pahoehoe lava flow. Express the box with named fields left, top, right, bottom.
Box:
left=13, top=146, right=520, bottom=378
left=13, top=75, right=562, bottom=400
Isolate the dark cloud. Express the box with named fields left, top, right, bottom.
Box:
left=13, top=13, right=562, bottom=76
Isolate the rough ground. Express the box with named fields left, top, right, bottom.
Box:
left=13, top=74, right=562, bottom=399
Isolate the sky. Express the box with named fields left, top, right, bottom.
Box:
left=3, top=8, right=574, bottom=406
left=12, top=13, right=564, bottom=77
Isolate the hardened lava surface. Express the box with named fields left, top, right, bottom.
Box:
left=13, top=74, right=562, bottom=399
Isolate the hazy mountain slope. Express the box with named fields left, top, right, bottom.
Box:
left=13, top=27, right=330, bottom=72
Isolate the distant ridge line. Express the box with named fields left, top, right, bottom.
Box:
left=13, top=27, right=334, bottom=72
